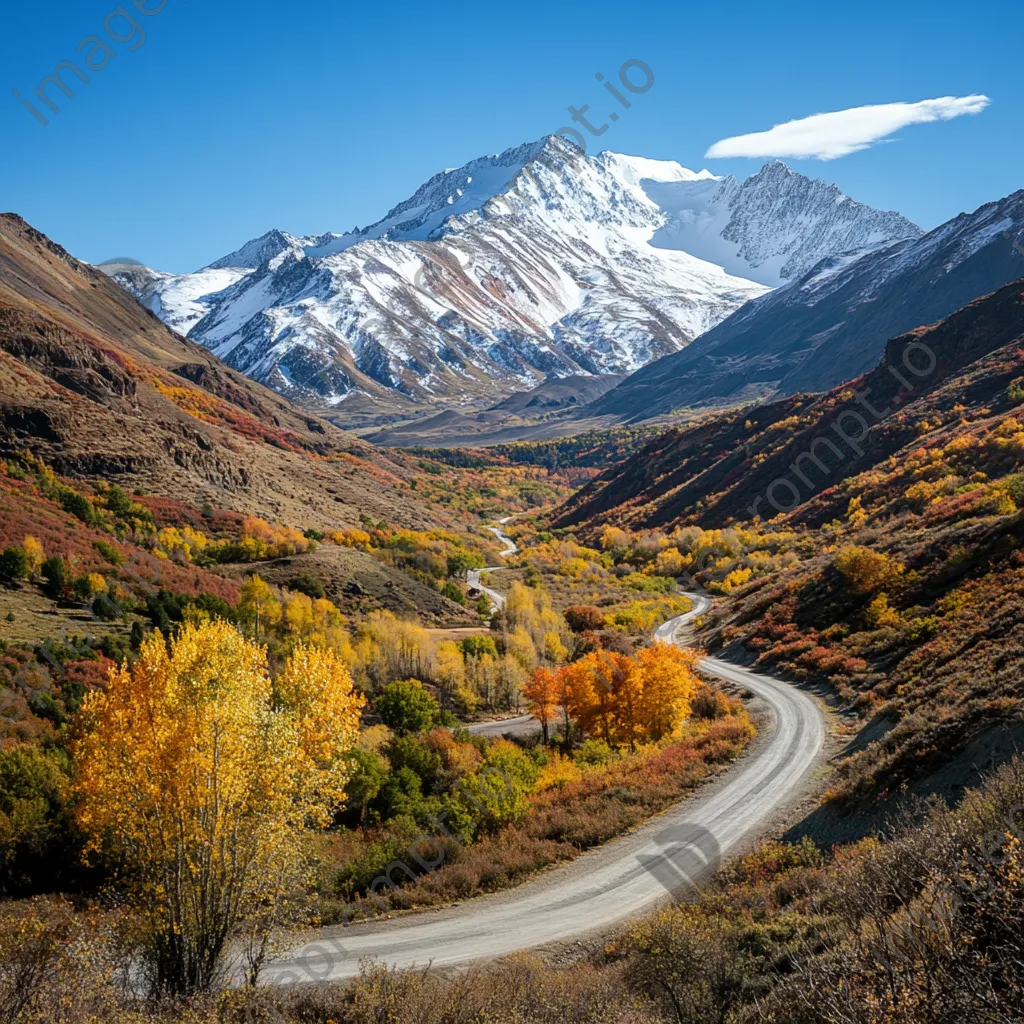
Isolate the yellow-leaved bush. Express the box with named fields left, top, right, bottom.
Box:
left=71, top=620, right=363, bottom=996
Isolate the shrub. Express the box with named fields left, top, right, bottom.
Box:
left=328, top=815, right=424, bottom=902
left=72, top=574, right=106, bottom=603
left=1004, top=473, right=1024, bottom=507
left=286, top=572, right=326, bottom=600
left=833, top=545, right=905, bottom=595
left=690, top=685, right=732, bottom=720
left=56, top=486, right=97, bottom=525
left=483, top=739, right=540, bottom=791
left=22, top=537, right=44, bottom=577
left=342, top=748, right=390, bottom=823
left=375, top=679, right=441, bottom=735
left=386, top=735, right=444, bottom=793
left=40, top=556, right=67, bottom=600
left=93, top=540, right=122, bottom=566
left=576, top=739, right=614, bottom=765
left=447, top=551, right=484, bottom=578
left=0, top=746, right=80, bottom=896
left=91, top=593, right=120, bottom=622
left=623, top=572, right=674, bottom=594
left=96, top=635, right=130, bottom=664
left=556, top=557, right=588, bottom=578
left=564, top=605, right=607, bottom=633
left=0, top=548, right=27, bottom=584
left=104, top=484, right=153, bottom=525
left=374, top=766, right=424, bottom=820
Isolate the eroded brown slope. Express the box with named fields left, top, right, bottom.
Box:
left=0, top=214, right=441, bottom=530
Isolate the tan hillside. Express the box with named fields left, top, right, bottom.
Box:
left=0, top=213, right=442, bottom=531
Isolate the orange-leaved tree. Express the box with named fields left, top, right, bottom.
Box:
left=559, top=657, right=600, bottom=744
left=72, top=620, right=363, bottom=996
left=523, top=667, right=559, bottom=743
left=583, top=650, right=638, bottom=749
left=554, top=643, right=703, bottom=749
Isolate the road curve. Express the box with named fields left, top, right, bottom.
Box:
left=260, top=589, right=826, bottom=984
left=466, top=520, right=518, bottom=612
left=465, top=713, right=541, bottom=738
left=464, top=523, right=537, bottom=738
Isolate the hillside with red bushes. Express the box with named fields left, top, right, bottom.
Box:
left=553, top=279, right=1024, bottom=814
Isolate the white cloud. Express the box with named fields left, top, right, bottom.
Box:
left=705, top=95, right=991, bottom=162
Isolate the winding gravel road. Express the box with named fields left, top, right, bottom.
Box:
left=466, top=520, right=518, bottom=612
left=259, top=537, right=825, bottom=985
left=464, top=523, right=546, bottom=739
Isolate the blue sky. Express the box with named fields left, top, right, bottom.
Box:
left=2, top=0, right=1021, bottom=273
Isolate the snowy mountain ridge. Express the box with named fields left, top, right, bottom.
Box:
left=588, top=185, right=1024, bottom=420
left=100, top=137, right=921, bottom=421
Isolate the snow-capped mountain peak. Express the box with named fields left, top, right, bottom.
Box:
left=101, top=138, right=922, bottom=420
left=645, top=159, right=921, bottom=286
left=205, top=229, right=310, bottom=271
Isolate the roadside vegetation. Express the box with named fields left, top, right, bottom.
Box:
left=0, top=444, right=754, bottom=1010
left=4, top=753, right=1020, bottom=1022
left=321, top=668, right=750, bottom=920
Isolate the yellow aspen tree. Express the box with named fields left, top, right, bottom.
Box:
left=506, top=627, right=537, bottom=671
left=635, top=642, right=701, bottom=741
left=433, top=640, right=466, bottom=699
left=22, top=535, right=44, bottom=578
left=237, top=574, right=281, bottom=640
left=72, top=621, right=362, bottom=996
left=541, top=630, right=569, bottom=666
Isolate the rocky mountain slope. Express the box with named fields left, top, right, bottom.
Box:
left=643, top=158, right=920, bottom=286
left=0, top=214, right=443, bottom=531
left=590, top=187, right=1024, bottom=420
left=101, top=138, right=919, bottom=425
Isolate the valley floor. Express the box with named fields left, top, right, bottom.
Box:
left=260, top=593, right=825, bottom=982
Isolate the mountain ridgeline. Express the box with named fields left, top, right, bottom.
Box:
left=100, top=138, right=920, bottom=425
left=590, top=187, right=1024, bottom=420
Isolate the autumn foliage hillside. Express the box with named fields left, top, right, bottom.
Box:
left=554, top=278, right=1024, bottom=811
